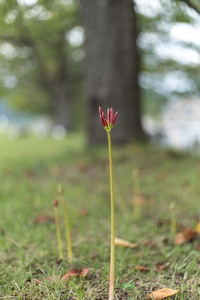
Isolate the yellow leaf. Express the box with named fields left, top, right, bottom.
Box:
left=115, top=237, right=138, bottom=248
left=146, top=288, right=180, bottom=299
left=196, top=222, right=200, bottom=234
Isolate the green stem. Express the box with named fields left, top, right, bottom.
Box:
left=169, top=202, right=176, bottom=238
left=58, top=185, right=72, bottom=263
left=54, top=206, right=63, bottom=260
left=133, top=168, right=141, bottom=218
left=107, top=132, right=115, bottom=300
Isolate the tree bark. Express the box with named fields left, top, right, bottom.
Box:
left=51, top=84, right=72, bottom=130
left=80, top=0, right=145, bottom=145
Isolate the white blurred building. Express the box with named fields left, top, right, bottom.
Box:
left=143, top=98, right=200, bottom=150
left=162, top=98, right=200, bottom=149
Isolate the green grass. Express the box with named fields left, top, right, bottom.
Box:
left=0, top=133, right=200, bottom=299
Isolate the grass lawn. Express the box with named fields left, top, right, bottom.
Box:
left=0, top=132, right=200, bottom=299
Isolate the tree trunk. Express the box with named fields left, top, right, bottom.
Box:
left=51, top=85, right=72, bottom=130
left=80, top=0, right=145, bottom=145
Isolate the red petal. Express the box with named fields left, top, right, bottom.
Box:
left=102, top=113, right=106, bottom=120
left=100, top=115, right=106, bottom=127
left=110, top=108, right=113, bottom=125
left=99, top=106, right=103, bottom=115
left=112, top=112, right=118, bottom=125
left=107, top=108, right=110, bottom=124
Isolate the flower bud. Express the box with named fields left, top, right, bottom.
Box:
left=54, top=198, right=59, bottom=207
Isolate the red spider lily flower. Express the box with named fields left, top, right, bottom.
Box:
left=99, top=107, right=118, bottom=132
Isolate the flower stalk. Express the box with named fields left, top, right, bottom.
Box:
left=58, top=184, right=72, bottom=263
left=133, top=168, right=141, bottom=219
left=53, top=198, right=63, bottom=260
left=107, top=131, right=115, bottom=300
left=169, top=202, right=176, bottom=238
left=99, top=107, right=118, bottom=300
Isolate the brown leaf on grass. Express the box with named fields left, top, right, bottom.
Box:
left=174, top=232, right=185, bottom=245
left=77, top=160, right=88, bottom=171
left=30, top=269, right=89, bottom=285
left=91, top=251, right=99, bottom=259
left=136, top=195, right=145, bottom=204
left=25, top=169, right=34, bottom=178
left=158, top=171, right=167, bottom=181
left=135, top=265, right=149, bottom=272
left=77, top=207, right=88, bottom=217
left=28, top=275, right=59, bottom=285
left=183, top=227, right=197, bottom=242
left=155, top=262, right=166, bottom=272
left=56, top=259, right=63, bottom=266
left=197, top=244, right=200, bottom=251
left=34, top=214, right=54, bottom=224
left=156, top=219, right=164, bottom=227
left=142, top=240, right=156, bottom=248
left=62, top=268, right=89, bottom=282
left=49, top=165, right=60, bottom=176
left=149, top=197, right=156, bottom=205
left=146, top=288, right=180, bottom=299
left=115, top=238, right=138, bottom=248
left=162, top=237, right=169, bottom=245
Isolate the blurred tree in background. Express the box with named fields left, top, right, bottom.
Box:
left=80, top=0, right=145, bottom=145
left=137, top=0, right=200, bottom=116
left=0, top=0, right=84, bottom=129
left=0, top=0, right=200, bottom=142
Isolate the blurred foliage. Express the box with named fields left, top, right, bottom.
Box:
left=137, top=0, right=200, bottom=116
left=0, top=0, right=85, bottom=127
left=0, top=0, right=200, bottom=121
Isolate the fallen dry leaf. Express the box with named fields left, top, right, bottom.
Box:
left=197, top=244, right=200, bottom=251
left=135, top=265, right=149, bottom=272
left=115, top=238, right=138, bottom=248
left=158, top=171, right=167, bottom=180
left=25, top=169, right=35, bottom=178
left=77, top=160, right=88, bottom=171
left=49, top=165, right=60, bottom=176
left=146, top=288, right=180, bottom=299
left=135, top=195, right=145, bottom=204
left=30, top=268, right=89, bottom=285
left=77, top=207, right=88, bottom=217
left=162, top=237, right=169, bottom=245
left=56, top=259, right=63, bottom=266
left=183, top=227, right=197, bottom=242
left=142, top=240, right=156, bottom=248
left=148, top=197, right=156, bottom=205
left=155, top=262, right=166, bottom=272
left=196, top=222, right=200, bottom=234
left=28, top=275, right=59, bottom=285
left=62, top=268, right=89, bottom=282
left=174, top=232, right=185, bottom=245
left=91, top=251, right=99, bottom=259
left=34, top=214, right=54, bottom=224
left=156, top=219, right=165, bottom=227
